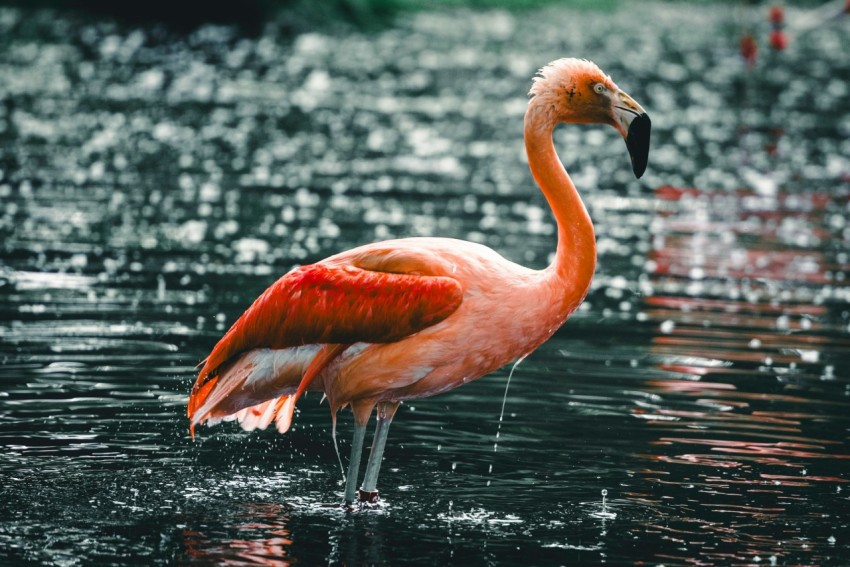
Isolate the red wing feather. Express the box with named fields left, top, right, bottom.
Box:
left=190, top=263, right=463, bottom=405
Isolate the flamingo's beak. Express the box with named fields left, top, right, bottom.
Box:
left=613, top=90, right=651, bottom=179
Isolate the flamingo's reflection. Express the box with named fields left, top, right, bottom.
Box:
left=181, top=500, right=391, bottom=565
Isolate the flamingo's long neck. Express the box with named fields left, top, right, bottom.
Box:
left=524, top=99, right=597, bottom=314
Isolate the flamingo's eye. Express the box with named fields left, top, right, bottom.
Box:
left=593, top=83, right=607, bottom=95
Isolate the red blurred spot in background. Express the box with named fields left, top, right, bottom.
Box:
left=740, top=34, right=758, bottom=66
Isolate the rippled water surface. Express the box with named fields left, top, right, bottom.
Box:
left=1, top=2, right=849, bottom=565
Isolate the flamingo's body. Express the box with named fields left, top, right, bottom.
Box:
left=188, top=58, right=650, bottom=504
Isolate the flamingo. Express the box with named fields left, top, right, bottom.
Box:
left=187, top=58, right=651, bottom=505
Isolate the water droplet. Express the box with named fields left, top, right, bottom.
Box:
left=828, top=535, right=836, bottom=545
left=799, top=349, right=819, bottom=363
left=748, top=338, right=762, bottom=349
left=70, top=253, right=88, bottom=269
left=660, top=320, right=675, bottom=334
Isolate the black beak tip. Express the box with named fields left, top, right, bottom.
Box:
left=626, top=113, right=651, bottom=179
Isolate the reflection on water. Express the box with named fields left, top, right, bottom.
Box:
left=182, top=502, right=294, bottom=566
left=626, top=182, right=850, bottom=565
left=1, top=2, right=849, bottom=565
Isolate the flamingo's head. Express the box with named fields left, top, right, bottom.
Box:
left=530, top=58, right=651, bottom=178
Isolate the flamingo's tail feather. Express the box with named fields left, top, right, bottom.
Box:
left=230, top=394, right=297, bottom=433
left=274, top=395, right=297, bottom=433
left=187, top=344, right=348, bottom=437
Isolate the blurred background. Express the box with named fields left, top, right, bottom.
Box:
left=0, top=1, right=848, bottom=565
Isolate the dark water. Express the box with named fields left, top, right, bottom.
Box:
left=2, top=3, right=850, bottom=565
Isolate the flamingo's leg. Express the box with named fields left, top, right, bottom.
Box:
left=359, top=401, right=400, bottom=503
left=343, top=422, right=367, bottom=505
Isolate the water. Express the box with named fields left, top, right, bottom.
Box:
left=1, top=2, right=849, bottom=565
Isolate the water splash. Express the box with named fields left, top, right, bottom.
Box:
left=330, top=412, right=346, bottom=483
left=590, top=489, right=617, bottom=520
left=493, top=355, right=526, bottom=454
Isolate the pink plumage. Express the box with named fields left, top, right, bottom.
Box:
left=187, top=58, right=650, bottom=504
